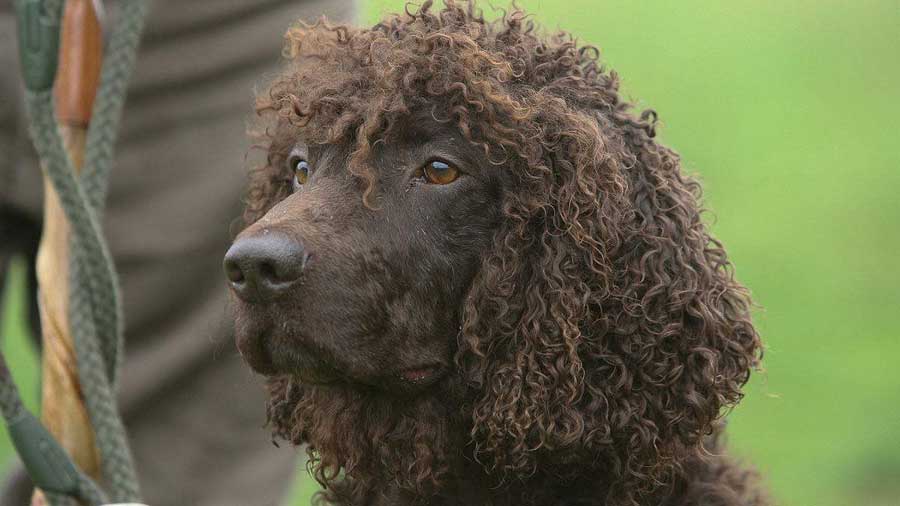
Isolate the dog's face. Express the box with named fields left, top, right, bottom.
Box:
left=227, top=114, right=503, bottom=393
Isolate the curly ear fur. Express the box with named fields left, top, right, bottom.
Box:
left=458, top=72, right=761, bottom=505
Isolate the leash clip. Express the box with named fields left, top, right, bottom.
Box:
left=15, top=0, right=64, bottom=91
left=7, top=408, right=80, bottom=495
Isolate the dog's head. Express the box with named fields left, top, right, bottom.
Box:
left=227, top=1, right=762, bottom=503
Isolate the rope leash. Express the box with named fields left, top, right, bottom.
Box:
left=0, top=352, right=108, bottom=505
left=1, top=0, right=150, bottom=504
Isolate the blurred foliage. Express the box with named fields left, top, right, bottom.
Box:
left=3, top=1, right=899, bottom=505
left=0, top=259, right=40, bottom=467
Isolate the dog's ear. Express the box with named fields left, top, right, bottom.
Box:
left=458, top=108, right=762, bottom=499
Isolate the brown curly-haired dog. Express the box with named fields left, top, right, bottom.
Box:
left=224, top=1, right=769, bottom=505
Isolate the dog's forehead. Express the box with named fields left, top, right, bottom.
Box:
left=297, top=112, right=472, bottom=165
left=390, top=110, right=460, bottom=142
left=376, top=111, right=473, bottom=157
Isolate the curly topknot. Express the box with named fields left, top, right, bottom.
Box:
left=249, top=2, right=765, bottom=505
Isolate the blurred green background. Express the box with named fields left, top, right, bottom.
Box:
left=3, top=1, right=899, bottom=505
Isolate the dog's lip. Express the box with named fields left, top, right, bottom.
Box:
left=397, top=364, right=446, bottom=387
left=236, top=315, right=448, bottom=388
left=236, top=327, right=278, bottom=375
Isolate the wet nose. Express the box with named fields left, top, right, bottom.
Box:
left=224, top=232, right=307, bottom=302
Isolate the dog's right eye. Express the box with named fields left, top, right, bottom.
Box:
left=420, top=160, right=460, bottom=185
left=289, top=157, right=310, bottom=191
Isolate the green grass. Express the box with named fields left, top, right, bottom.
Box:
left=0, top=258, right=41, bottom=465
left=4, top=1, right=900, bottom=505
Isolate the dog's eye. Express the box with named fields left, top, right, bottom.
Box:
left=290, top=158, right=310, bottom=190
left=422, top=160, right=459, bottom=185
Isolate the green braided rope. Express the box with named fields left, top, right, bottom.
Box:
left=47, top=473, right=109, bottom=506
left=12, top=0, right=149, bottom=502
left=81, top=0, right=151, bottom=388
left=24, top=2, right=151, bottom=501
left=81, top=1, right=150, bottom=214
left=75, top=473, right=109, bottom=506
left=0, top=369, right=73, bottom=506
left=0, top=357, right=26, bottom=431
left=25, top=91, right=141, bottom=503
left=43, top=491, right=77, bottom=506
left=0, top=356, right=110, bottom=506
left=20, top=4, right=149, bottom=497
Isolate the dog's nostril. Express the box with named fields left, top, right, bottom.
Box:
left=223, top=232, right=306, bottom=302
left=224, top=260, right=245, bottom=284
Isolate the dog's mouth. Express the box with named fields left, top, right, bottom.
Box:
left=236, top=321, right=448, bottom=392
left=236, top=323, right=339, bottom=382
left=235, top=326, right=277, bottom=375
left=390, top=364, right=448, bottom=395
left=399, top=365, right=444, bottom=385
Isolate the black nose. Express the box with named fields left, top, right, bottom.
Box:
left=224, top=232, right=307, bottom=302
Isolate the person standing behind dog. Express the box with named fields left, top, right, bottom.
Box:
left=0, top=1, right=356, bottom=504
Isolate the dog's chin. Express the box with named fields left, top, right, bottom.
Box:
left=237, top=327, right=449, bottom=394
left=271, top=350, right=341, bottom=385
left=236, top=326, right=338, bottom=381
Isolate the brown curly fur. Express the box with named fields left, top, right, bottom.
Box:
left=241, top=2, right=768, bottom=504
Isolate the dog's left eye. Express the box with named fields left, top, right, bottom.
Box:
left=290, top=158, right=310, bottom=191
left=420, top=160, right=460, bottom=185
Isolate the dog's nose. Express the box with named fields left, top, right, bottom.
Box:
left=224, top=233, right=306, bottom=302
